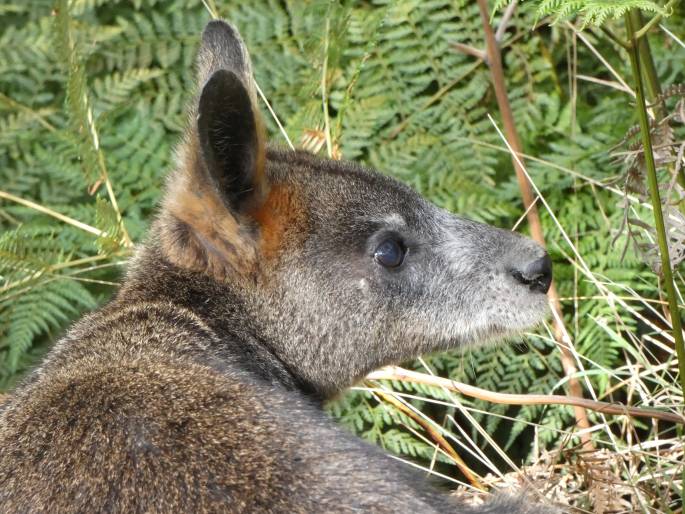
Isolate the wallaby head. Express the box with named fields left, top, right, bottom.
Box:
left=151, top=20, right=551, bottom=398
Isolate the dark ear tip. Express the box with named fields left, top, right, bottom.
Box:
left=202, top=20, right=241, bottom=47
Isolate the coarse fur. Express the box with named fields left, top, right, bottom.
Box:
left=0, top=21, right=559, bottom=513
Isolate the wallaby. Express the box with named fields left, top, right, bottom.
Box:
left=0, top=21, right=557, bottom=513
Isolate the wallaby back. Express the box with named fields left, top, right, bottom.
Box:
left=0, top=20, right=556, bottom=513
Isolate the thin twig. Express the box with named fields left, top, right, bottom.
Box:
left=254, top=83, right=295, bottom=151
left=100, top=151, right=132, bottom=248
left=0, top=190, right=104, bottom=237
left=414, top=358, right=540, bottom=492
left=567, top=22, right=635, bottom=99
left=660, top=23, right=685, bottom=50
left=451, top=42, right=486, bottom=60
left=576, top=74, right=633, bottom=95
left=58, top=2, right=132, bottom=248
left=321, top=16, right=333, bottom=159
left=630, top=10, right=685, bottom=190
left=495, top=0, right=517, bottom=42
left=598, top=26, right=629, bottom=49
left=1, top=261, right=126, bottom=304
left=0, top=254, right=113, bottom=294
left=200, top=0, right=218, bottom=19
left=366, top=367, right=685, bottom=425
left=370, top=386, right=486, bottom=490
left=0, top=92, right=57, bottom=132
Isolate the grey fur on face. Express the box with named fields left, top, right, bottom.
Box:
left=0, top=19, right=559, bottom=513
left=239, top=160, right=550, bottom=395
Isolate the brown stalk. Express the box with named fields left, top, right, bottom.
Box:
left=367, top=367, right=685, bottom=426
left=369, top=386, right=486, bottom=490
left=476, top=0, right=593, bottom=449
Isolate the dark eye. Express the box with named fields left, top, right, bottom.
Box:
left=374, top=239, right=406, bottom=268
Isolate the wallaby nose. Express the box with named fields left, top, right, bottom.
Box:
left=510, top=253, right=552, bottom=294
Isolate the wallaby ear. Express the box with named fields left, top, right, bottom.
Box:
left=194, top=20, right=266, bottom=212
left=160, top=21, right=268, bottom=280
left=197, top=68, right=265, bottom=211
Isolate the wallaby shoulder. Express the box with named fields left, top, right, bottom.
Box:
left=0, top=304, right=462, bottom=513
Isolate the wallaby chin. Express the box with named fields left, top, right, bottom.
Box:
left=0, top=20, right=558, bottom=514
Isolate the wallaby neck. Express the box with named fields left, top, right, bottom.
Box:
left=118, top=242, right=321, bottom=400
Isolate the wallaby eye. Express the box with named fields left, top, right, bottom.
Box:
left=374, top=239, right=406, bottom=268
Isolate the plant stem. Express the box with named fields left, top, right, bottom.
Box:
left=0, top=254, right=114, bottom=295
left=57, top=0, right=132, bottom=249
left=599, top=26, right=629, bottom=49
left=631, top=11, right=662, bottom=114
left=0, top=92, right=57, bottom=132
left=476, top=0, right=594, bottom=449
left=633, top=0, right=678, bottom=40
left=626, top=12, right=685, bottom=399
left=630, top=10, right=685, bottom=190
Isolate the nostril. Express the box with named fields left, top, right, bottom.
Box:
left=510, top=254, right=553, bottom=294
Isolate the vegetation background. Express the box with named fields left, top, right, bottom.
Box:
left=1, top=0, right=684, bottom=510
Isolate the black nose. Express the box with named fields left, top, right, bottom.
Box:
left=510, top=254, right=552, bottom=294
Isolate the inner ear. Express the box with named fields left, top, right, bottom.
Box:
left=198, top=69, right=266, bottom=212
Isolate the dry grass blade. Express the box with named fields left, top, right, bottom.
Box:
left=366, top=367, right=685, bottom=425
left=0, top=190, right=104, bottom=237
left=370, top=385, right=486, bottom=491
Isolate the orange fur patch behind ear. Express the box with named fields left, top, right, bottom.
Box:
left=251, top=184, right=307, bottom=261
